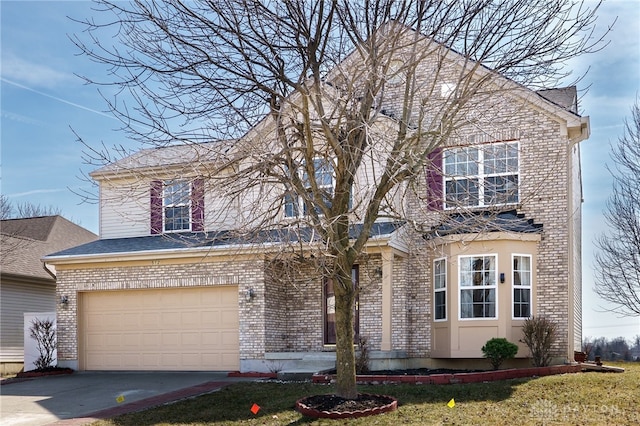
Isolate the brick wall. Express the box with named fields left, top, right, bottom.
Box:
left=400, top=93, right=575, bottom=358
left=55, top=259, right=266, bottom=363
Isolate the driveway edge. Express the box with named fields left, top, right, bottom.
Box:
left=48, top=380, right=231, bottom=425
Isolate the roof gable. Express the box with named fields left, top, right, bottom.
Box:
left=1, top=216, right=58, bottom=241
left=1, top=216, right=97, bottom=281
left=91, top=24, right=589, bottom=177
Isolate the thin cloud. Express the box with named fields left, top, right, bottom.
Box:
left=8, top=188, right=68, bottom=197
left=1, top=110, right=44, bottom=126
left=1, top=53, right=72, bottom=89
left=1, top=77, right=117, bottom=120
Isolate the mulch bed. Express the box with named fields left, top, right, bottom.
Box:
left=296, top=393, right=397, bottom=419
left=16, top=366, right=74, bottom=378
left=357, top=368, right=482, bottom=375
left=313, top=364, right=584, bottom=384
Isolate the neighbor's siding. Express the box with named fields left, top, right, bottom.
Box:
left=0, top=280, right=56, bottom=362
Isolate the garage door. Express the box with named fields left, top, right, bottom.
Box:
left=79, top=286, right=239, bottom=371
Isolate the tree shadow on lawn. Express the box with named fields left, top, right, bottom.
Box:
left=100, top=378, right=535, bottom=425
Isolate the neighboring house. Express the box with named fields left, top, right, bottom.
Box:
left=44, top=29, right=589, bottom=373
left=0, top=216, right=97, bottom=374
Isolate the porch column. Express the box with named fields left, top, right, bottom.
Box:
left=381, top=252, right=393, bottom=351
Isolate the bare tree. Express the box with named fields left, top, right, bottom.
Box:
left=594, top=99, right=640, bottom=317
left=0, top=195, right=64, bottom=264
left=14, top=203, right=62, bottom=218
left=72, top=0, right=605, bottom=398
left=0, top=195, right=13, bottom=219
left=0, top=194, right=62, bottom=220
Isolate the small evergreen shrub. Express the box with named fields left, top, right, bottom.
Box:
left=521, top=315, right=558, bottom=367
left=482, top=337, right=519, bottom=370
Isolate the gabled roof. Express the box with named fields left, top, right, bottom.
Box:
left=1, top=216, right=97, bottom=282
left=90, top=140, right=235, bottom=179
left=425, top=210, right=543, bottom=239
left=45, top=221, right=404, bottom=260
left=90, top=24, right=589, bottom=178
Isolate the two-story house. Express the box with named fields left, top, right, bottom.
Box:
left=44, top=27, right=589, bottom=373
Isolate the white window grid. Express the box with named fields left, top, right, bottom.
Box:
left=163, top=180, right=191, bottom=232
left=512, top=254, right=532, bottom=319
left=444, top=141, right=519, bottom=209
left=434, top=258, right=447, bottom=321
left=458, top=254, right=498, bottom=320
left=284, top=158, right=335, bottom=218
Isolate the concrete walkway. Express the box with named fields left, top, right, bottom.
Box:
left=0, top=371, right=244, bottom=426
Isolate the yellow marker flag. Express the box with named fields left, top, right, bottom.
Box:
left=116, top=395, right=125, bottom=403
left=447, top=398, right=455, bottom=408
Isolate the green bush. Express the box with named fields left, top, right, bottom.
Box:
left=482, top=337, right=519, bottom=370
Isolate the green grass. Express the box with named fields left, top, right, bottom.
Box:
left=92, top=362, right=640, bottom=425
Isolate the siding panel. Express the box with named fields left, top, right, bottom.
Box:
left=99, top=182, right=149, bottom=239
left=0, top=281, right=56, bottom=362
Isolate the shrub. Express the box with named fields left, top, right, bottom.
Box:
left=482, top=338, right=519, bottom=370
left=521, top=316, right=558, bottom=367
left=355, top=336, right=370, bottom=374
left=29, top=318, right=57, bottom=370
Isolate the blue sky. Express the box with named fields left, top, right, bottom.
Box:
left=2, top=1, right=639, bottom=341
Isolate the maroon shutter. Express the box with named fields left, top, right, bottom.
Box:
left=150, top=180, right=163, bottom=234
left=426, top=148, right=443, bottom=211
left=191, top=178, right=204, bottom=232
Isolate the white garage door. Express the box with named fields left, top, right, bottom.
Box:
left=79, top=286, right=239, bottom=371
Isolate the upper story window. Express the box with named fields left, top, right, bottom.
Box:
left=163, top=180, right=191, bottom=232
left=459, top=254, right=497, bottom=319
left=150, top=178, right=204, bottom=234
left=444, top=141, right=519, bottom=209
left=285, top=158, right=335, bottom=218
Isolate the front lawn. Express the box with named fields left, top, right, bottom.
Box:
left=92, top=362, right=640, bottom=425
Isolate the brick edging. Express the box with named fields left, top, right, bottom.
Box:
left=312, top=364, right=582, bottom=384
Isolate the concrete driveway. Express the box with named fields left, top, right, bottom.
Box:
left=0, top=371, right=236, bottom=426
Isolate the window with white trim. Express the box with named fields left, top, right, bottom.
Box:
left=459, top=255, right=497, bottom=319
left=163, top=180, right=191, bottom=231
left=434, top=258, right=447, bottom=321
left=444, top=141, right=519, bottom=208
left=513, top=254, right=532, bottom=318
left=284, top=158, right=337, bottom=218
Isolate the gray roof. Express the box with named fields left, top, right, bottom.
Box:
left=1, top=216, right=98, bottom=281
left=536, top=86, right=578, bottom=114
left=90, top=141, right=235, bottom=177
left=46, top=221, right=404, bottom=259
left=426, top=210, right=542, bottom=238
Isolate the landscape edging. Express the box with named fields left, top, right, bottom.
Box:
left=311, top=364, right=582, bottom=384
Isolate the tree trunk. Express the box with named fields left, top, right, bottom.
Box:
left=333, top=269, right=358, bottom=399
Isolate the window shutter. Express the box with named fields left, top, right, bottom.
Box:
left=150, top=180, right=163, bottom=234
left=426, top=148, right=443, bottom=211
left=191, top=178, right=205, bottom=232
